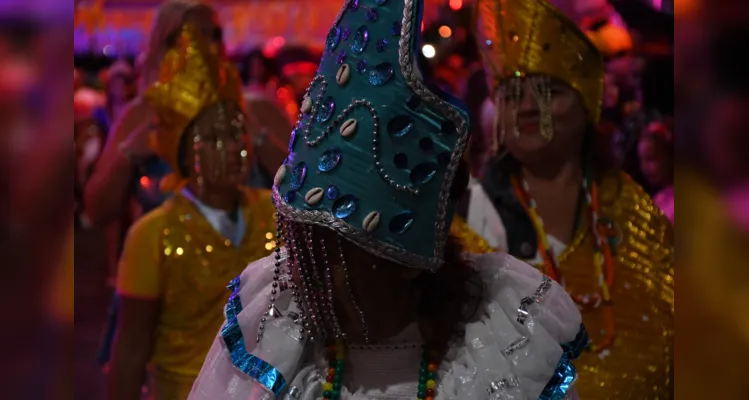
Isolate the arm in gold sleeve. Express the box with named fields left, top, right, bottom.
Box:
left=450, top=215, right=498, bottom=254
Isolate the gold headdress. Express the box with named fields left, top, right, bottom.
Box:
left=475, top=0, right=605, bottom=123
left=145, top=23, right=244, bottom=188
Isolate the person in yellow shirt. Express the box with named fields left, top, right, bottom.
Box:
left=108, top=24, right=276, bottom=400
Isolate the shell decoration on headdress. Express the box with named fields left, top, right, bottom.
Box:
left=145, top=23, right=244, bottom=190
left=272, top=0, right=471, bottom=271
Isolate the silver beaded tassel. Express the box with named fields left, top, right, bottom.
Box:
left=303, top=226, right=333, bottom=340
left=336, top=236, right=370, bottom=344
left=292, top=226, right=326, bottom=340
left=256, top=212, right=305, bottom=343
left=320, top=234, right=343, bottom=339
left=528, top=75, right=554, bottom=142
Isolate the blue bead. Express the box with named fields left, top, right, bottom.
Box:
left=410, top=162, right=438, bottom=185
left=366, top=9, right=379, bottom=22
left=326, top=185, right=340, bottom=200
left=336, top=51, right=347, bottom=64
left=391, top=21, right=402, bottom=36
left=284, top=190, right=297, bottom=203
left=387, top=116, right=414, bottom=138
left=342, top=27, right=351, bottom=41
left=376, top=38, right=388, bottom=52
left=348, top=0, right=359, bottom=10
left=356, top=59, right=368, bottom=73
left=326, top=26, right=341, bottom=51
left=289, top=162, right=307, bottom=190
left=316, top=96, right=336, bottom=123
left=393, top=153, right=408, bottom=169
left=368, top=62, right=394, bottom=86
left=332, top=195, right=358, bottom=219
left=351, top=26, right=369, bottom=55
left=318, top=148, right=342, bottom=172
left=389, top=211, right=415, bottom=234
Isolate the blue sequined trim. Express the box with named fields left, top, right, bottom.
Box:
left=561, top=324, right=589, bottom=360
left=220, top=276, right=287, bottom=397
left=539, top=355, right=577, bottom=400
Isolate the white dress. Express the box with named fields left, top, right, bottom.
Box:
left=188, top=251, right=586, bottom=400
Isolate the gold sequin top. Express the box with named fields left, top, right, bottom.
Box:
left=117, top=188, right=276, bottom=379
left=450, top=215, right=498, bottom=254
left=557, top=171, right=674, bottom=399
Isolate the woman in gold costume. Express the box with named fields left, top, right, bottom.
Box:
left=108, top=24, right=276, bottom=400
left=466, top=0, right=674, bottom=398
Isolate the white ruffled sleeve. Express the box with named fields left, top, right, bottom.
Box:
left=189, top=251, right=308, bottom=400
left=438, top=252, right=587, bottom=400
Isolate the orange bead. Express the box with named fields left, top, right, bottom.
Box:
left=328, top=368, right=336, bottom=376
left=426, top=397, right=434, bottom=400
left=427, top=363, right=438, bottom=373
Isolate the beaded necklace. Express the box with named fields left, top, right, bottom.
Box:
left=322, top=341, right=439, bottom=400
left=510, top=170, right=616, bottom=352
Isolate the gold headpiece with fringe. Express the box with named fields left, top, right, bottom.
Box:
left=475, top=0, right=605, bottom=123
left=145, top=23, right=244, bottom=188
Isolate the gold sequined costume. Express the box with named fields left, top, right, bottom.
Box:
left=116, top=23, right=277, bottom=399
left=474, top=1, right=674, bottom=397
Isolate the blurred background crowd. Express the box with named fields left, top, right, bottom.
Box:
left=0, top=0, right=747, bottom=398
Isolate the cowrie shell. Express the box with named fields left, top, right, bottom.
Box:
left=301, top=96, right=312, bottom=114
left=273, top=165, right=286, bottom=186
left=340, top=118, right=357, bottom=138
left=362, top=211, right=381, bottom=233
left=305, top=187, right=324, bottom=205
left=336, top=64, right=351, bottom=85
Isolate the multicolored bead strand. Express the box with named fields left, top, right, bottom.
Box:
left=322, top=342, right=438, bottom=399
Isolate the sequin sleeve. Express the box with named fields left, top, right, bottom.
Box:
left=189, top=251, right=308, bottom=400
left=116, top=207, right=166, bottom=299
left=450, top=215, right=497, bottom=254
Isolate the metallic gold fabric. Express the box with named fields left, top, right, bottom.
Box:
left=450, top=215, right=498, bottom=254
left=145, top=23, right=244, bottom=180
left=555, top=171, right=674, bottom=399
left=475, top=0, right=604, bottom=122
left=147, top=188, right=276, bottom=389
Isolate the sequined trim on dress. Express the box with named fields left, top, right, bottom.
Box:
left=517, top=275, right=553, bottom=324
left=561, top=324, right=589, bottom=360
left=220, top=276, right=288, bottom=397
left=539, top=354, right=577, bottom=400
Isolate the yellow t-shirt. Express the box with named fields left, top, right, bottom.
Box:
left=116, top=188, right=276, bottom=381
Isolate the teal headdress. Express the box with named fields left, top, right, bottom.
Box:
left=273, top=0, right=470, bottom=271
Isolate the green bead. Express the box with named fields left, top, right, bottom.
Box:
left=420, top=359, right=428, bottom=368
left=419, top=375, right=427, bottom=384
left=418, top=383, right=426, bottom=392
left=335, top=359, right=344, bottom=368
left=322, top=390, right=332, bottom=398
left=332, top=389, right=341, bottom=399
left=428, top=371, right=437, bottom=380
left=334, top=374, right=342, bottom=384
left=419, top=367, right=427, bottom=376
left=333, top=381, right=341, bottom=390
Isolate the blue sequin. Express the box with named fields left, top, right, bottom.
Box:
left=389, top=211, right=415, bottom=234
left=376, top=38, right=388, bottom=52
left=326, top=185, right=340, bottom=200
left=289, top=162, right=307, bottom=190
left=562, top=324, right=589, bottom=360
left=351, top=26, right=369, bottom=55
left=284, top=190, right=297, bottom=203
left=318, top=148, right=342, bottom=172
left=410, top=162, right=438, bottom=184
left=316, top=96, right=336, bottom=123
left=356, top=59, right=368, bottom=73
left=369, top=62, right=394, bottom=86
left=342, top=27, right=351, bottom=41
left=288, top=128, right=297, bottom=152
left=348, top=0, right=359, bottom=10
left=391, top=21, right=402, bottom=36
left=336, top=51, right=347, bottom=64
left=326, top=26, right=341, bottom=51
left=539, top=355, right=577, bottom=400
left=332, top=195, right=358, bottom=219
left=387, top=116, right=414, bottom=138
left=366, top=9, right=379, bottom=22
left=220, top=277, right=288, bottom=397
left=393, top=153, right=408, bottom=169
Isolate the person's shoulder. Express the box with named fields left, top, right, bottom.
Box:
left=440, top=252, right=586, bottom=398
left=126, top=202, right=169, bottom=239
